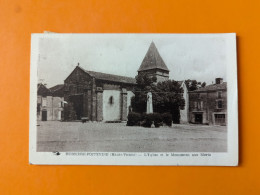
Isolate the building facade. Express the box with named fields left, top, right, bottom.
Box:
left=189, top=78, right=227, bottom=126
left=63, top=65, right=136, bottom=122
left=37, top=83, right=64, bottom=121
left=63, top=42, right=189, bottom=123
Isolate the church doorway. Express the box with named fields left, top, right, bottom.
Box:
left=69, top=94, right=83, bottom=120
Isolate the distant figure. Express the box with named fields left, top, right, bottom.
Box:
left=146, top=92, right=153, bottom=114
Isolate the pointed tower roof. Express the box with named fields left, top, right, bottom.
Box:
left=138, top=42, right=169, bottom=72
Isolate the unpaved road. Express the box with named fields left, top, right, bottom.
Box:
left=37, top=121, right=227, bottom=152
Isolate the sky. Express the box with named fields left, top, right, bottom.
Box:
left=37, top=34, right=228, bottom=88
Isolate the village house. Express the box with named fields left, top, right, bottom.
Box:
left=188, top=78, right=227, bottom=126
left=37, top=83, right=64, bottom=121
left=63, top=42, right=189, bottom=123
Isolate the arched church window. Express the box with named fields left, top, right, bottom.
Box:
left=109, top=96, right=114, bottom=105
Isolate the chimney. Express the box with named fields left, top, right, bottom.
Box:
left=215, top=78, right=223, bottom=84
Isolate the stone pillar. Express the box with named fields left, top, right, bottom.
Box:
left=91, top=78, right=97, bottom=121
left=96, top=87, right=103, bottom=121
left=146, top=92, right=153, bottom=114
left=121, top=88, right=128, bottom=121
left=87, top=89, right=92, bottom=120
left=83, top=88, right=90, bottom=118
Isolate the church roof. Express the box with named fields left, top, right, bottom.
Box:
left=138, top=42, right=169, bottom=72
left=86, top=70, right=136, bottom=84
left=77, top=66, right=136, bottom=84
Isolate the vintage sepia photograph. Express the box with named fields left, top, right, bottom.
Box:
left=29, top=33, right=238, bottom=165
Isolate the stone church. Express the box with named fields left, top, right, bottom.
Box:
left=63, top=42, right=189, bottom=123
left=63, top=66, right=136, bottom=121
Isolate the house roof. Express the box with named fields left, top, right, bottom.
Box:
left=138, top=42, right=169, bottom=72
left=78, top=66, right=136, bottom=84
left=191, top=82, right=227, bottom=92
left=37, top=83, right=51, bottom=96
left=49, top=84, right=65, bottom=97
left=49, top=84, right=64, bottom=92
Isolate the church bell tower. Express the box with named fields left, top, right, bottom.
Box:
left=138, top=42, right=169, bottom=83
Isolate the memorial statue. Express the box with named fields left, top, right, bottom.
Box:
left=146, top=92, right=153, bottom=114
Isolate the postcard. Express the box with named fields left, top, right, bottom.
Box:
left=29, top=33, right=238, bottom=165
